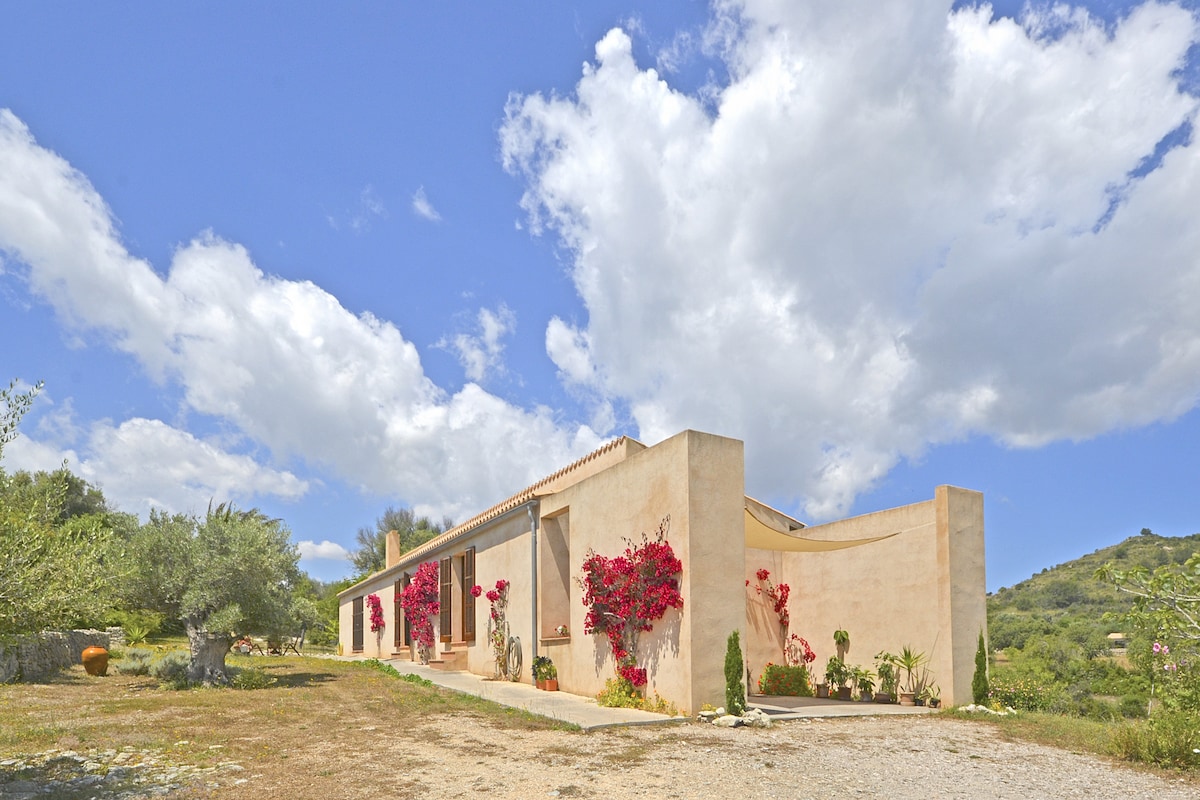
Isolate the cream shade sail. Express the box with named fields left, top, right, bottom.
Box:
left=744, top=507, right=901, bottom=552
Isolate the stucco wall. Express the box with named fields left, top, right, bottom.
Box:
left=745, top=486, right=984, bottom=706
left=536, top=429, right=743, bottom=711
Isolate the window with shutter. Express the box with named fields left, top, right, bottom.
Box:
left=439, top=556, right=452, bottom=644
left=400, top=578, right=410, bottom=652
left=352, top=596, right=364, bottom=652
left=462, top=547, right=476, bottom=641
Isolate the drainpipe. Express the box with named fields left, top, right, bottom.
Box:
left=528, top=501, right=540, bottom=683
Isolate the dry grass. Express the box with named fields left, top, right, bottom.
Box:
left=0, top=654, right=573, bottom=797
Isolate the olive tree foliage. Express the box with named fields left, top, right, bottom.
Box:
left=0, top=379, right=42, bottom=456
left=1, top=380, right=131, bottom=637
left=123, top=502, right=302, bottom=685
left=351, top=506, right=450, bottom=576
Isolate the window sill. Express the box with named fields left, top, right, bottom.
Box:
left=539, top=635, right=570, bottom=645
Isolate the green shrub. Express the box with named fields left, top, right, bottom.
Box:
left=972, top=630, right=989, bottom=704
left=231, top=666, right=276, bottom=690
left=1110, top=711, right=1200, bottom=769
left=757, top=663, right=814, bottom=696
left=989, top=674, right=1060, bottom=711
left=594, top=677, right=679, bottom=714
left=149, top=651, right=191, bottom=689
left=724, top=631, right=746, bottom=715
left=113, top=647, right=154, bottom=676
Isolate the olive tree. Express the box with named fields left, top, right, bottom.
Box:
left=127, top=503, right=301, bottom=685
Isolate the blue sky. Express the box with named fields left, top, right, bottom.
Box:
left=2, top=1, right=1198, bottom=591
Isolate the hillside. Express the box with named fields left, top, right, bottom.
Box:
left=987, top=529, right=1200, bottom=653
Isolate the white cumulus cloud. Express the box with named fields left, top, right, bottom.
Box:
left=297, top=539, right=351, bottom=561
left=0, top=108, right=597, bottom=522
left=502, top=1, right=1200, bottom=519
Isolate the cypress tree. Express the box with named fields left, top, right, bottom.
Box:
left=725, top=630, right=746, bottom=715
left=972, top=630, right=989, bottom=705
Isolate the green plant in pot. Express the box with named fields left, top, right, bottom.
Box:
left=825, top=656, right=852, bottom=700
left=921, top=683, right=941, bottom=708
left=896, top=645, right=928, bottom=705
left=532, top=655, right=558, bottom=690
left=874, top=651, right=898, bottom=703
left=852, top=665, right=875, bottom=701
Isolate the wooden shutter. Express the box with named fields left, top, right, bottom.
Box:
left=393, top=579, right=404, bottom=649
left=439, top=557, right=452, bottom=643
left=352, top=596, right=364, bottom=652
left=402, top=572, right=412, bottom=646
left=462, top=547, right=476, bottom=642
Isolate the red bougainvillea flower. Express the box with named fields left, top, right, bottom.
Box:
left=470, top=584, right=483, bottom=598
left=579, top=520, right=682, bottom=692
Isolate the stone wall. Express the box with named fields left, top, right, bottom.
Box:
left=0, top=629, right=111, bottom=683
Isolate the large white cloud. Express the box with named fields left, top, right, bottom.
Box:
left=502, top=1, right=1200, bottom=518
left=0, top=109, right=599, bottom=521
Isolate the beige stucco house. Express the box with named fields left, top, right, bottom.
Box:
left=338, top=429, right=985, bottom=712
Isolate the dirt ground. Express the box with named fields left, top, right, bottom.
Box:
left=1, top=657, right=1197, bottom=799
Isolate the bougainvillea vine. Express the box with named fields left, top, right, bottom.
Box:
left=578, top=517, right=683, bottom=689
left=485, top=579, right=511, bottom=678
left=366, top=593, right=385, bottom=633
left=399, top=561, right=440, bottom=664
left=751, top=568, right=814, bottom=667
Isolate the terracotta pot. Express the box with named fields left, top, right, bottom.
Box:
left=836, top=686, right=853, bottom=701
left=536, top=679, right=547, bottom=690
left=543, top=678, right=558, bottom=691
left=81, top=646, right=109, bottom=677
left=899, top=691, right=916, bottom=706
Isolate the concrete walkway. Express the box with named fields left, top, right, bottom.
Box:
left=362, top=657, right=934, bottom=731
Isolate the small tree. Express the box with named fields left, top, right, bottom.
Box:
left=972, top=630, right=989, bottom=704
left=725, top=630, right=746, bottom=715
left=123, top=503, right=301, bottom=685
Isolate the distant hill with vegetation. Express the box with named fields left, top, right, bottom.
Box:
left=983, top=529, right=1200, bottom=720
left=988, top=529, right=1200, bottom=654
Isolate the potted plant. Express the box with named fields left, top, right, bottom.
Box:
left=896, top=645, right=927, bottom=706
left=825, top=656, right=852, bottom=700
left=921, top=683, right=941, bottom=709
left=532, top=655, right=558, bottom=691
left=874, top=651, right=898, bottom=703
left=852, top=665, right=875, bottom=702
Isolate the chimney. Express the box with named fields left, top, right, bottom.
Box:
left=385, top=530, right=400, bottom=569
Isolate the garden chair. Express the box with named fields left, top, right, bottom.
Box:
left=280, top=625, right=306, bottom=656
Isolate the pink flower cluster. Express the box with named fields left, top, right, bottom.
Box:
left=399, top=561, right=441, bottom=659
left=366, top=593, right=386, bottom=633
left=579, top=529, right=683, bottom=688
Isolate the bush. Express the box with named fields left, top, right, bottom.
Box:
left=989, top=674, right=1060, bottom=711
left=972, top=631, right=989, bottom=704
left=724, top=631, right=745, bottom=715
left=1110, top=710, right=1200, bottom=769
left=113, top=647, right=154, bottom=676
left=594, top=677, right=679, bottom=714
left=757, top=663, right=813, bottom=696
left=149, top=651, right=191, bottom=689
left=231, top=666, right=276, bottom=690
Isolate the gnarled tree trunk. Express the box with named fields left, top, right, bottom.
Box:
left=185, top=621, right=232, bottom=686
